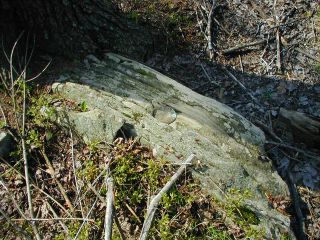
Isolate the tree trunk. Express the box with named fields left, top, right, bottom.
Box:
left=0, top=0, right=155, bottom=59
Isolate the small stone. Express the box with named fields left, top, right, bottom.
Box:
left=153, top=106, right=177, bottom=124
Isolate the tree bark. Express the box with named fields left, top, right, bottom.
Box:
left=0, top=0, right=155, bottom=59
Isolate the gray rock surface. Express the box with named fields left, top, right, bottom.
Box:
left=0, top=131, right=14, bottom=159
left=52, top=53, right=294, bottom=239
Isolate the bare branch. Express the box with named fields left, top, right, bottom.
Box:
left=104, top=177, right=114, bottom=240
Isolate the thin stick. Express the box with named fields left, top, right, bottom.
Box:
left=223, top=68, right=260, bottom=106
left=0, top=178, right=27, bottom=219
left=295, top=48, right=320, bottom=63
left=239, top=55, right=244, bottom=73
left=70, top=129, right=84, bottom=217
left=104, top=177, right=114, bottom=240
left=21, top=73, right=41, bottom=240
left=46, top=202, right=72, bottom=240
left=139, top=154, right=195, bottom=240
left=87, top=183, right=126, bottom=240
left=200, top=63, right=220, bottom=86
left=42, top=149, right=75, bottom=213
left=73, top=185, right=102, bottom=240
left=11, top=217, right=95, bottom=222
left=125, top=202, right=142, bottom=224
left=114, top=213, right=126, bottom=240
left=266, top=141, right=320, bottom=162
left=222, top=37, right=276, bottom=55
left=286, top=172, right=307, bottom=240
left=206, top=1, right=216, bottom=59
left=0, top=208, right=32, bottom=240
left=276, top=28, right=282, bottom=72
left=0, top=156, right=71, bottom=216
left=0, top=103, right=7, bottom=126
left=253, top=120, right=282, bottom=143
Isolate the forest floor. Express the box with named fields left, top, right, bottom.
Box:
left=0, top=0, right=319, bottom=239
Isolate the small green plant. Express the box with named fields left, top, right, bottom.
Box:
left=224, top=188, right=263, bottom=239
left=207, top=225, right=232, bottom=240
left=54, top=221, right=90, bottom=240
left=132, top=111, right=144, bottom=122
left=28, top=95, right=55, bottom=128
left=26, top=129, right=42, bottom=149
left=87, top=140, right=100, bottom=152
left=127, top=10, right=141, bottom=23
left=79, top=101, right=88, bottom=112
left=78, top=159, right=100, bottom=182
left=0, top=120, right=5, bottom=129
left=314, top=63, right=320, bottom=74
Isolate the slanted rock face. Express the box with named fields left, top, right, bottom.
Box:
left=0, top=131, right=14, bottom=159
left=52, top=53, right=294, bottom=238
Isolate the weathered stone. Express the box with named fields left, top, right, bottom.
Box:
left=0, top=131, right=14, bottom=159
left=52, top=53, right=295, bottom=239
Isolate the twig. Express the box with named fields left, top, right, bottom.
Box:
left=87, top=183, right=126, bottom=240
left=206, top=1, right=216, bottom=59
left=139, top=154, right=195, bottom=240
left=223, top=68, right=261, bottom=106
left=200, top=63, right=220, bottom=87
left=275, top=23, right=282, bottom=72
left=46, top=202, right=71, bottom=240
left=21, top=67, right=41, bottom=240
left=0, top=208, right=32, bottom=240
left=221, top=37, right=276, bottom=55
left=253, top=120, right=282, bottom=143
left=70, top=129, right=84, bottom=217
left=73, top=185, right=102, bottom=240
left=0, top=103, right=7, bottom=126
left=114, top=213, right=126, bottom=240
left=295, top=48, right=320, bottom=63
left=41, top=149, right=75, bottom=213
left=239, top=55, right=244, bottom=73
left=0, top=156, right=71, bottom=216
left=11, top=217, right=95, bottom=222
left=266, top=141, right=320, bottom=162
left=0, top=178, right=27, bottom=219
left=104, top=177, right=114, bottom=240
left=125, top=202, right=142, bottom=224
left=286, top=172, right=307, bottom=240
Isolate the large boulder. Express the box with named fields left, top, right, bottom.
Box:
left=52, top=53, right=294, bottom=238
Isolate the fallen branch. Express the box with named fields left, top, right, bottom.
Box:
left=139, top=154, right=195, bottom=240
left=221, top=37, right=276, bottom=55
left=104, top=177, right=114, bottom=240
